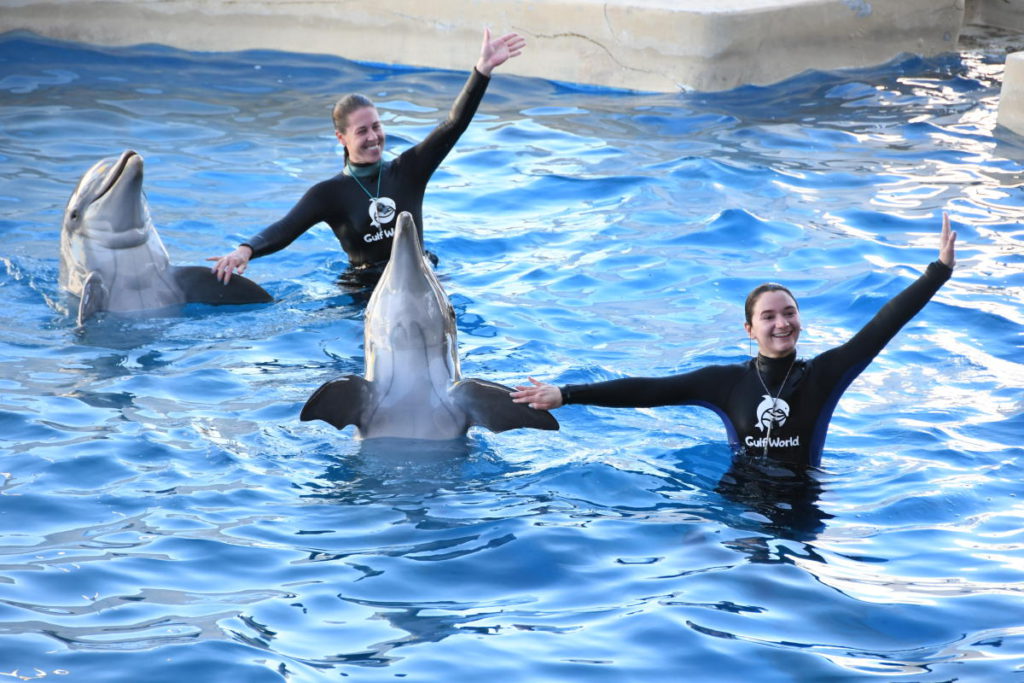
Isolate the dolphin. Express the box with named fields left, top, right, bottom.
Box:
left=301, top=211, right=558, bottom=440
left=60, top=150, right=272, bottom=325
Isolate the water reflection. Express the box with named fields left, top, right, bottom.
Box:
left=669, top=445, right=833, bottom=545
left=309, top=436, right=509, bottom=504
left=716, top=457, right=834, bottom=543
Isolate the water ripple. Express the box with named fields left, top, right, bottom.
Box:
left=1, top=29, right=1023, bottom=681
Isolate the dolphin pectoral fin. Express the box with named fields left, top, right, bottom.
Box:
left=173, top=266, right=273, bottom=305
left=77, top=271, right=108, bottom=325
left=452, top=378, right=560, bottom=433
left=300, top=375, right=371, bottom=430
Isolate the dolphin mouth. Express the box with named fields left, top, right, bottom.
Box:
left=94, top=150, right=141, bottom=202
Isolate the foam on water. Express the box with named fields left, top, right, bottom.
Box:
left=1, top=31, right=1023, bottom=681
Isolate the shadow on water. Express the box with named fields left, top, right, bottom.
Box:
left=670, top=444, right=833, bottom=547
left=333, top=267, right=381, bottom=309
left=716, top=457, right=834, bottom=543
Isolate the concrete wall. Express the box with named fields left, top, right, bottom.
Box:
left=968, top=0, right=1024, bottom=31
left=1, top=0, right=966, bottom=92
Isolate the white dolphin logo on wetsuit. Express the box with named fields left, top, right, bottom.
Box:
left=755, top=394, right=790, bottom=433
left=368, top=196, right=397, bottom=228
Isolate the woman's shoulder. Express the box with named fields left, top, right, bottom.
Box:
left=305, top=170, right=356, bottom=194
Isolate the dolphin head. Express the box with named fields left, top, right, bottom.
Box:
left=60, top=150, right=165, bottom=292
left=364, top=211, right=459, bottom=382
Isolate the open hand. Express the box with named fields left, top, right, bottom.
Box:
left=939, top=211, right=957, bottom=269
left=476, top=28, right=526, bottom=77
left=510, top=377, right=563, bottom=410
left=207, top=245, right=253, bottom=284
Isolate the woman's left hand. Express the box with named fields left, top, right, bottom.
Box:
left=939, top=211, right=957, bottom=269
left=476, top=27, right=526, bottom=77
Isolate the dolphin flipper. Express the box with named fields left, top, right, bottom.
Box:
left=173, top=266, right=273, bottom=305
left=452, top=378, right=560, bottom=433
left=77, top=271, right=108, bottom=325
left=300, top=375, right=371, bottom=430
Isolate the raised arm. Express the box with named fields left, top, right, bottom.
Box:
left=817, top=211, right=957, bottom=374
left=475, top=28, right=526, bottom=77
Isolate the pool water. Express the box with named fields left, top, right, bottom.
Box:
left=1, top=30, right=1023, bottom=682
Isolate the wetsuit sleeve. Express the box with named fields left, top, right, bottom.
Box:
left=400, top=68, right=490, bottom=179
left=241, top=182, right=334, bottom=258
left=819, top=260, right=953, bottom=371
left=561, top=365, right=733, bottom=409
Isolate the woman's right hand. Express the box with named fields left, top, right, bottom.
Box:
left=510, top=377, right=563, bottom=410
left=207, top=245, right=253, bottom=284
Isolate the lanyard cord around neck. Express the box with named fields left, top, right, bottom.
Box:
left=755, top=355, right=795, bottom=458
left=347, top=159, right=382, bottom=200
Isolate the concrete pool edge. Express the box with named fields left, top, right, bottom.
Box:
left=0, top=0, right=970, bottom=93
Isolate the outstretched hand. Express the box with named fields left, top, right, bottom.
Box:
left=476, top=27, right=526, bottom=77
left=510, top=377, right=563, bottom=411
left=207, top=245, right=253, bottom=284
left=939, top=211, right=956, bottom=269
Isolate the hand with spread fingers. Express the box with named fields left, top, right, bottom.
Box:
left=510, top=377, right=563, bottom=411
left=208, top=245, right=252, bottom=285
left=476, top=28, right=526, bottom=77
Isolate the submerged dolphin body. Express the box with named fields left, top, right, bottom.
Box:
left=301, top=211, right=558, bottom=440
left=60, top=150, right=272, bottom=325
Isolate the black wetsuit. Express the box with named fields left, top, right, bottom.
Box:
left=561, top=262, right=953, bottom=467
left=241, top=68, right=491, bottom=271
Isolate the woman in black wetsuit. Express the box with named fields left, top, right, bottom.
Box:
left=208, top=28, right=525, bottom=285
left=512, top=215, right=958, bottom=468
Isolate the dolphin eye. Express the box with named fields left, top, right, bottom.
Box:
left=70, top=209, right=79, bottom=220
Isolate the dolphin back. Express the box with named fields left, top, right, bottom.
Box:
left=451, top=378, right=559, bottom=433
left=173, top=266, right=273, bottom=305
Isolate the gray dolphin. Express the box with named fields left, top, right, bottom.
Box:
left=60, top=150, right=272, bottom=325
left=301, top=211, right=558, bottom=440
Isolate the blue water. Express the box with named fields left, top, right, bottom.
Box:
left=1, top=30, right=1023, bottom=681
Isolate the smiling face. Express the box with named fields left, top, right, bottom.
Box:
left=744, top=288, right=802, bottom=358
left=336, top=106, right=384, bottom=164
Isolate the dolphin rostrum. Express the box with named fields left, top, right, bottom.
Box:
left=60, top=150, right=272, bottom=325
left=301, top=211, right=558, bottom=440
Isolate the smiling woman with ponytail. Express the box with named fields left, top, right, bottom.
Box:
left=209, top=27, right=525, bottom=288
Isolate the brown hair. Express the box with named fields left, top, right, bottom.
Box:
left=331, top=93, right=375, bottom=133
left=744, top=283, right=799, bottom=325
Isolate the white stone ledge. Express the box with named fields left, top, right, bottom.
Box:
left=1, top=0, right=966, bottom=92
